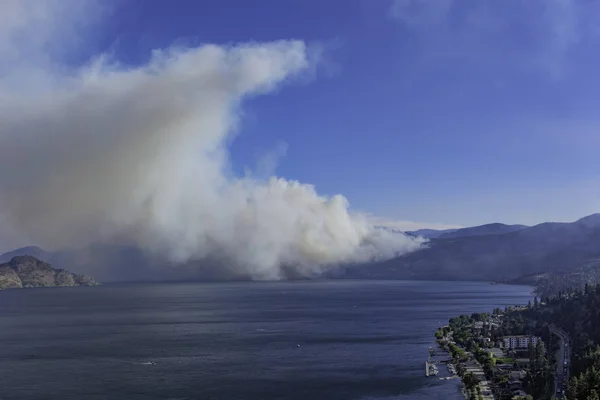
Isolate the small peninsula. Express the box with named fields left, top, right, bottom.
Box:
left=0, top=255, right=99, bottom=290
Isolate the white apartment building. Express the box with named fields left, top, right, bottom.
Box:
left=503, top=335, right=541, bottom=349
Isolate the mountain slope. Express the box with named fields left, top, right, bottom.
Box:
left=0, top=246, right=53, bottom=263
left=0, top=256, right=99, bottom=290
left=345, top=214, right=600, bottom=282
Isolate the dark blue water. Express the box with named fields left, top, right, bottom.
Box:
left=0, top=280, right=532, bottom=400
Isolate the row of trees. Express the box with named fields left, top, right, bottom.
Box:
left=446, top=314, right=489, bottom=400
left=449, top=342, right=468, bottom=361
left=523, top=340, right=554, bottom=399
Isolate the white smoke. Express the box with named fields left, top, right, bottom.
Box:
left=0, top=1, right=423, bottom=279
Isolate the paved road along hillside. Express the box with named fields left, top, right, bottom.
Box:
left=550, top=326, right=571, bottom=399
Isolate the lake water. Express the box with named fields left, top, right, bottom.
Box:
left=0, top=280, right=532, bottom=400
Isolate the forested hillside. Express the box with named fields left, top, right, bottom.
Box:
left=519, top=284, right=600, bottom=399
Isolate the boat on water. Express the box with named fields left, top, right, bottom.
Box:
left=439, top=376, right=458, bottom=380
left=425, top=361, right=439, bottom=377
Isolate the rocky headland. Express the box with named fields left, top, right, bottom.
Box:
left=0, top=255, right=99, bottom=290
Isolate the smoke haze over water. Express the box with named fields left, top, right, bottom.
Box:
left=0, top=1, right=423, bottom=280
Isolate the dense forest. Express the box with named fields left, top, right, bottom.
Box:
left=516, top=284, right=600, bottom=399
left=530, top=263, right=600, bottom=298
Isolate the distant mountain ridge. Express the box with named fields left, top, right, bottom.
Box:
left=407, top=223, right=527, bottom=239
left=345, top=213, right=600, bottom=283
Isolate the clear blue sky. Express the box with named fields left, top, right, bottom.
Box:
left=82, top=0, right=600, bottom=229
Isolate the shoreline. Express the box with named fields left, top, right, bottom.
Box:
left=431, top=304, right=531, bottom=400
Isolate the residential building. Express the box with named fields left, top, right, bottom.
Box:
left=503, top=335, right=541, bottom=350
left=489, top=348, right=504, bottom=358
left=478, top=380, right=494, bottom=400
left=510, top=370, right=527, bottom=380
left=512, top=389, right=529, bottom=398
left=508, top=377, right=524, bottom=391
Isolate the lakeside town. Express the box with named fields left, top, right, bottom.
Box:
left=430, top=300, right=571, bottom=400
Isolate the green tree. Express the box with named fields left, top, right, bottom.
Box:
left=535, top=339, right=545, bottom=370
left=567, top=376, right=579, bottom=400
left=463, top=372, right=479, bottom=391
left=528, top=342, right=535, bottom=365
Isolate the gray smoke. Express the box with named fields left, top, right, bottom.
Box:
left=0, top=0, right=424, bottom=279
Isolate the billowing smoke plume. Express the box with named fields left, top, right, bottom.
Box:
left=0, top=1, right=423, bottom=279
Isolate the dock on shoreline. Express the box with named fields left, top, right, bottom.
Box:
left=425, top=361, right=439, bottom=377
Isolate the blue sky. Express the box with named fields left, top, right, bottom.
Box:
left=63, top=0, right=600, bottom=229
